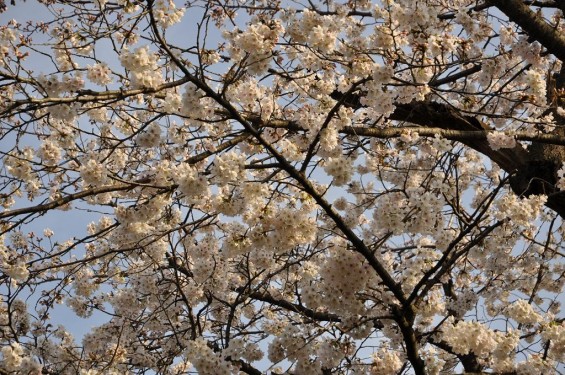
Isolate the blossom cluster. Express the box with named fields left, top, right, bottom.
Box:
left=174, top=163, right=210, bottom=205
left=37, top=73, right=85, bottom=96
left=1, top=343, right=42, bottom=374
left=505, top=299, right=543, bottom=325
left=152, top=0, right=185, bottom=29
left=120, top=46, right=163, bottom=88
left=80, top=157, right=108, bottom=187
left=0, top=26, right=17, bottom=67
left=87, top=63, right=112, bottom=86
left=301, top=241, right=373, bottom=316
left=441, top=319, right=519, bottom=366
left=225, top=19, right=283, bottom=74
left=487, top=131, right=517, bottom=151
left=370, top=346, right=404, bottom=375
left=1, top=0, right=564, bottom=374
left=324, top=156, right=354, bottom=186
left=210, top=151, right=246, bottom=185
left=136, top=122, right=162, bottom=148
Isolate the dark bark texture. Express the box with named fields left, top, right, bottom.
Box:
left=332, top=0, right=565, bottom=219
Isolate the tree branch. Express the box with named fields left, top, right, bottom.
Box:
left=0, top=184, right=133, bottom=220
left=240, top=289, right=342, bottom=323
left=489, top=0, right=565, bottom=62
left=326, top=90, right=565, bottom=218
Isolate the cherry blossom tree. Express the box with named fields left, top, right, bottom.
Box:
left=1, top=0, right=565, bottom=374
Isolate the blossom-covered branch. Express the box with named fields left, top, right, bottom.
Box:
left=0, top=1, right=564, bottom=374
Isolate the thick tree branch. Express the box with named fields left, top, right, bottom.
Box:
left=389, top=101, right=530, bottom=172
left=148, top=0, right=409, bottom=313
left=327, top=89, right=565, bottom=218
left=149, top=4, right=429, bottom=372
left=489, top=0, right=565, bottom=62
left=251, top=114, right=565, bottom=148
left=233, top=360, right=263, bottom=375
left=326, top=93, right=531, bottom=172
left=429, top=338, right=485, bottom=373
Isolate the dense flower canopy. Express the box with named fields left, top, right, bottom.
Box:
left=1, top=0, right=565, bottom=374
